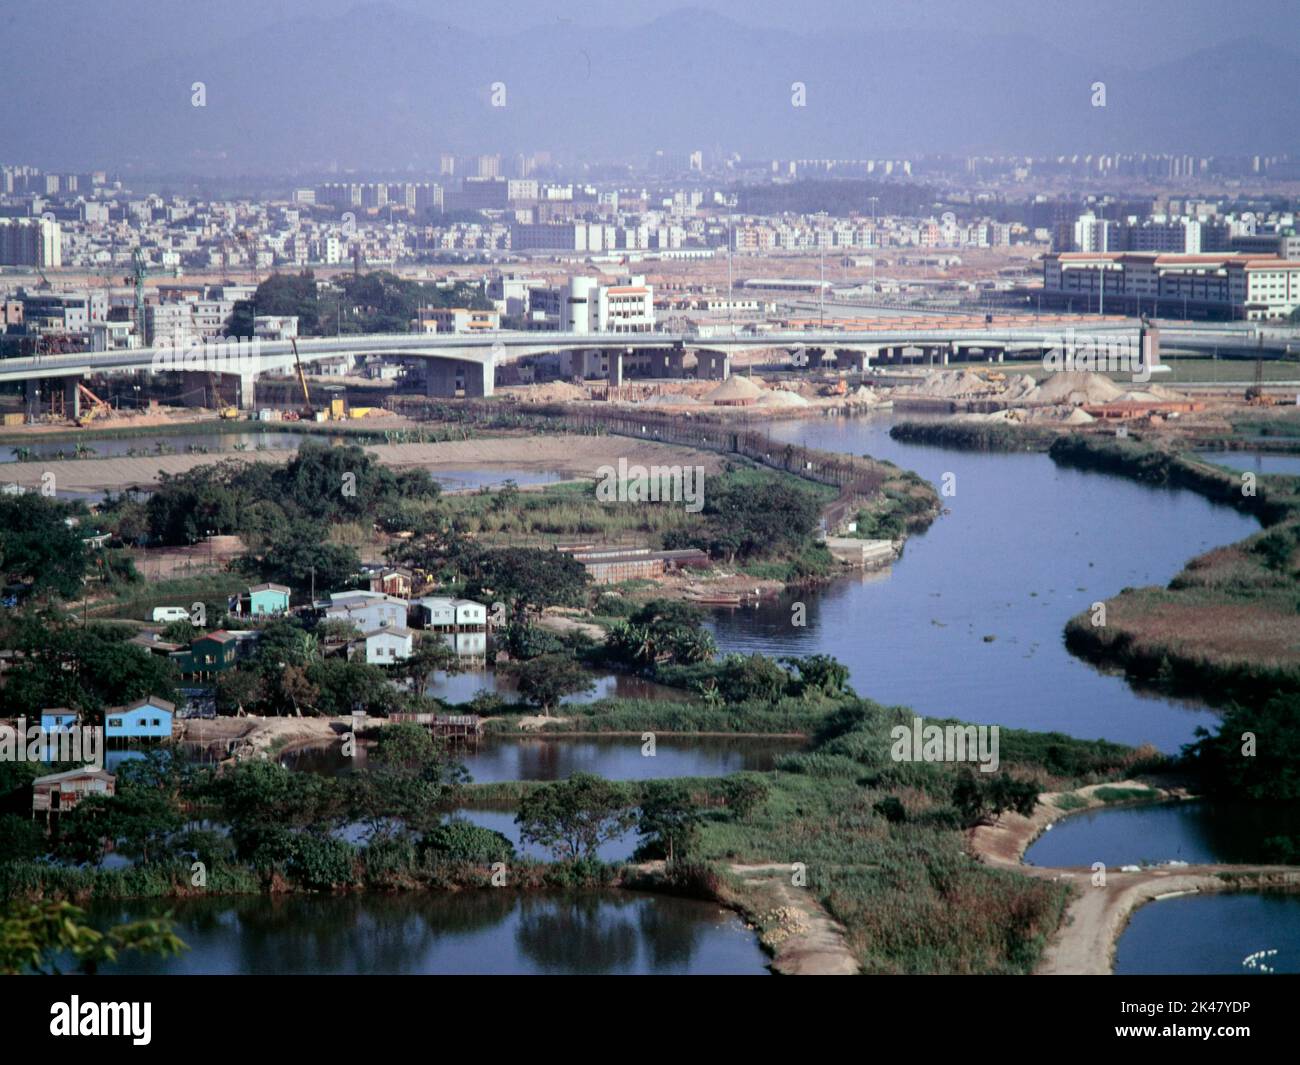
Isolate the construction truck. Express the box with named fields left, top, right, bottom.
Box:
left=219, top=405, right=241, bottom=420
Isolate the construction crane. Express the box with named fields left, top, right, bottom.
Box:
left=290, top=336, right=315, bottom=420
left=126, top=248, right=159, bottom=342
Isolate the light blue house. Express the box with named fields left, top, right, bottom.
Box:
left=40, top=709, right=79, bottom=733
left=104, top=696, right=176, bottom=742
left=231, top=583, right=291, bottom=617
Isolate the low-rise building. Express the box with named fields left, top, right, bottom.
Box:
left=349, top=626, right=413, bottom=664
left=105, top=696, right=176, bottom=742
left=32, top=767, right=114, bottom=817
left=413, top=596, right=488, bottom=631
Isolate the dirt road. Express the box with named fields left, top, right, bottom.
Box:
left=968, top=781, right=1300, bottom=974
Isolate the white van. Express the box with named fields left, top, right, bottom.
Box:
left=151, top=606, right=191, bottom=623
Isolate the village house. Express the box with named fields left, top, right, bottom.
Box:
left=323, top=591, right=409, bottom=633
left=349, top=626, right=413, bottom=664
left=39, top=709, right=79, bottom=733
left=169, top=630, right=259, bottom=680
left=229, top=582, right=292, bottom=617
left=362, top=566, right=415, bottom=599
left=104, top=696, right=176, bottom=743
left=31, top=767, right=115, bottom=819
left=412, top=596, right=488, bottom=632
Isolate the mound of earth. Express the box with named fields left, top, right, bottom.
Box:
left=1023, top=371, right=1125, bottom=406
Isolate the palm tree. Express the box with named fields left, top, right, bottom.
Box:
left=10, top=447, right=32, bottom=462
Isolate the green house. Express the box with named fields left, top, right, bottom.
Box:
left=170, top=631, right=245, bottom=680
left=246, top=583, right=291, bottom=616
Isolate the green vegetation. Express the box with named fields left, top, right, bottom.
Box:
left=225, top=270, right=492, bottom=338
left=890, top=420, right=1060, bottom=452
left=0, top=899, right=186, bottom=975
left=1091, top=786, right=1161, bottom=804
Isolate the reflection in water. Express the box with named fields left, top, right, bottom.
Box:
left=1115, top=893, right=1300, bottom=975
left=426, top=669, right=683, bottom=705
left=1024, top=800, right=1300, bottom=868
left=281, top=734, right=801, bottom=783
left=1195, top=450, right=1300, bottom=476
left=86, top=892, right=768, bottom=975
left=706, top=414, right=1259, bottom=751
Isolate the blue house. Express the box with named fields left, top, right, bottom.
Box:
left=104, top=696, right=176, bottom=742
left=40, top=709, right=79, bottom=733
left=230, top=583, right=291, bottom=617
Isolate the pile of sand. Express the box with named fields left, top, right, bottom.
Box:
left=1001, top=374, right=1039, bottom=400
left=705, top=375, right=766, bottom=404
left=756, top=389, right=810, bottom=407
left=909, top=370, right=1002, bottom=398
left=1022, top=371, right=1124, bottom=406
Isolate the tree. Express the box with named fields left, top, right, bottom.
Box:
left=0, top=617, right=178, bottom=718
left=715, top=653, right=791, bottom=704
left=396, top=635, right=460, bottom=695
left=347, top=723, right=466, bottom=839
left=0, top=494, right=89, bottom=598
left=782, top=654, right=852, bottom=697
left=637, top=781, right=703, bottom=862
left=421, top=821, right=515, bottom=864
left=1181, top=694, right=1300, bottom=800
left=454, top=545, right=590, bottom=620
left=720, top=774, right=770, bottom=820
left=252, top=521, right=361, bottom=594
left=0, top=899, right=186, bottom=976
left=515, top=773, right=635, bottom=861
left=515, top=654, right=594, bottom=715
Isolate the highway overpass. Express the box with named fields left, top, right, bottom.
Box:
left=0, top=321, right=1155, bottom=413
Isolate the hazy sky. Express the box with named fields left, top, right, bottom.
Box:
left=3, top=1, right=1296, bottom=170
left=9, top=0, right=1295, bottom=68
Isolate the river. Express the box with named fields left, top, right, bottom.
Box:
left=706, top=413, right=1259, bottom=752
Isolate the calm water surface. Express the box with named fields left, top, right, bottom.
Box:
left=1115, top=893, right=1300, bottom=975
left=85, top=892, right=768, bottom=975
left=707, top=414, right=1258, bottom=751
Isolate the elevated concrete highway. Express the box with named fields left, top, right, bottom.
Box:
left=0, top=321, right=1155, bottom=414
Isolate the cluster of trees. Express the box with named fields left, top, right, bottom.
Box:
left=1181, top=694, right=1300, bottom=801
left=658, top=651, right=852, bottom=707
left=224, top=270, right=493, bottom=338
left=604, top=599, right=717, bottom=668
left=664, top=477, right=823, bottom=563
left=29, top=727, right=471, bottom=886
left=515, top=772, right=770, bottom=864
left=115, top=444, right=440, bottom=550
left=214, top=617, right=410, bottom=717
left=0, top=616, right=178, bottom=719
left=0, top=494, right=93, bottom=600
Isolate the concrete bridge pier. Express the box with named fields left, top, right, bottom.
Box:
left=64, top=377, right=82, bottom=420
left=696, top=350, right=730, bottom=381
left=807, top=348, right=825, bottom=370
left=608, top=350, right=626, bottom=388
left=238, top=370, right=258, bottom=410
left=836, top=350, right=870, bottom=372
left=649, top=347, right=684, bottom=378
left=423, top=356, right=494, bottom=398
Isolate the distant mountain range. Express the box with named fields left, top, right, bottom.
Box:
left=7, top=4, right=1298, bottom=172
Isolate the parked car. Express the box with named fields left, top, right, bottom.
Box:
left=151, top=606, right=191, bottom=623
